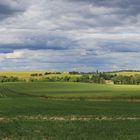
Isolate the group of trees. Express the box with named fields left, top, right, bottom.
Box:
left=0, top=76, right=20, bottom=83
left=78, top=72, right=140, bottom=85
left=44, top=72, right=61, bottom=75
left=30, top=73, right=43, bottom=76
left=77, top=72, right=140, bottom=85
left=32, top=73, right=106, bottom=83
left=31, top=72, right=61, bottom=77
left=111, top=75, right=140, bottom=84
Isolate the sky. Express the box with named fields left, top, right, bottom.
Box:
left=0, top=0, right=140, bottom=71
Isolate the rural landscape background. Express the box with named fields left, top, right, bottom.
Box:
left=0, top=70, right=140, bottom=139
left=0, top=0, right=140, bottom=140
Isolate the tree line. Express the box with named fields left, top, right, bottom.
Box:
left=1, top=72, right=140, bottom=85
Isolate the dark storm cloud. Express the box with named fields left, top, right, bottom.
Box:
left=98, top=41, right=140, bottom=53
left=0, top=36, right=76, bottom=53
left=0, top=44, right=68, bottom=53
left=0, top=1, right=25, bottom=20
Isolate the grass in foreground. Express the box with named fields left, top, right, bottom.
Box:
left=0, top=120, right=140, bottom=140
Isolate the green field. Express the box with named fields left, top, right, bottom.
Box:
left=0, top=82, right=140, bottom=139
left=2, top=82, right=140, bottom=99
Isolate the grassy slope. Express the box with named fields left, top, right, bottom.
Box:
left=2, top=82, right=140, bottom=99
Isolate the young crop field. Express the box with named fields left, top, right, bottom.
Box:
left=0, top=82, right=140, bottom=140
left=3, top=82, right=140, bottom=99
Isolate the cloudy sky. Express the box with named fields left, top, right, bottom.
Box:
left=0, top=0, right=140, bottom=71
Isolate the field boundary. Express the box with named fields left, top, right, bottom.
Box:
left=1, top=115, right=140, bottom=122
left=40, top=96, right=140, bottom=102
